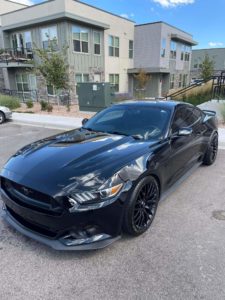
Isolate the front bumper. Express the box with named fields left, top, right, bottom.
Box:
left=0, top=186, right=125, bottom=250
left=5, top=111, right=12, bottom=120
left=2, top=207, right=120, bottom=250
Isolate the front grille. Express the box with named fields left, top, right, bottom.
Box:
left=1, top=177, right=62, bottom=216
left=6, top=206, right=57, bottom=238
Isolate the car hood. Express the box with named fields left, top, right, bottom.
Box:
left=1, top=129, right=158, bottom=196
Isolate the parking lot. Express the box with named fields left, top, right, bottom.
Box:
left=0, top=122, right=225, bottom=300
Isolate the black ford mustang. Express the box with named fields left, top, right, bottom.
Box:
left=0, top=101, right=218, bottom=250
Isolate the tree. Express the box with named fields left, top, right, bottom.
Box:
left=134, top=69, right=151, bottom=99
left=200, top=54, right=214, bottom=82
left=34, top=39, right=70, bottom=100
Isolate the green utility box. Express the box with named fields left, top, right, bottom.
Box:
left=77, top=82, right=115, bottom=112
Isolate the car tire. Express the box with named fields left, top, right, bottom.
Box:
left=0, top=111, right=5, bottom=124
left=123, top=176, right=160, bottom=236
left=202, top=132, right=218, bottom=166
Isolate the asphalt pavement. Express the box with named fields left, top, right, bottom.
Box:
left=0, top=123, right=225, bottom=300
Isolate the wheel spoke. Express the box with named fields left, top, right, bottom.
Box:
left=132, top=180, right=159, bottom=231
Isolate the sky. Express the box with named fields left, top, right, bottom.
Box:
left=13, top=0, right=225, bottom=50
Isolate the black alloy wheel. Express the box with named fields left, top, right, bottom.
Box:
left=203, top=133, right=218, bottom=165
left=123, top=176, right=160, bottom=236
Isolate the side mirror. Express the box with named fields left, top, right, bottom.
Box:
left=178, top=127, right=193, bottom=136
left=82, top=118, right=89, bottom=126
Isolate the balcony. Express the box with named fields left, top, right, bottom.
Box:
left=0, top=48, right=34, bottom=68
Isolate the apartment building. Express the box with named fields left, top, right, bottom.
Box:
left=191, top=48, right=225, bottom=79
left=128, top=22, right=197, bottom=98
left=0, top=0, right=134, bottom=100
left=0, top=1, right=197, bottom=100
left=0, top=0, right=28, bottom=90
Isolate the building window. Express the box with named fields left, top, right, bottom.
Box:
left=170, top=41, right=176, bottom=59
left=161, top=38, right=166, bottom=57
left=109, top=35, right=119, bottom=57
left=178, top=74, right=182, bottom=88
left=47, top=85, right=55, bottom=96
left=129, top=40, right=133, bottom=59
left=93, top=32, right=101, bottom=55
left=170, top=74, right=175, bottom=89
left=11, top=31, right=32, bottom=51
left=75, top=73, right=89, bottom=83
left=193, top=59, right=198, bottom=68
left=16, top=74, right=29, bottom=92
left=41, top=26, right=58, bottom=50
left=182, top=74, right=188, bottom=87
left=184, top=45, right=191, bottom=61
left=181, top=45, right=185, bottom=61
left=109, top=74, right=119, bottom=92
left=72, top=26, right=89, bottom=53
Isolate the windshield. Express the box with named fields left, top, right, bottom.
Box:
left=83, top=105, right=171, bottom=140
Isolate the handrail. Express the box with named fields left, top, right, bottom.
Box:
left=165, top=79, right=212, bottom=100
left=165, top=84, right=200, bottom=99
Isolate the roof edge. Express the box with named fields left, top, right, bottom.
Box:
left=135, top=21, right=193, bottom=37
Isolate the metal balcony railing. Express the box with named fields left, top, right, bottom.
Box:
left=0, top=48, right=34, bottom=65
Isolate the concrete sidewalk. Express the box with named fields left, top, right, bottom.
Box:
left=12, top=112, right=225, bottom=149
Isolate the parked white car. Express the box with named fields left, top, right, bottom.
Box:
left=0, top=106, right=12, bottom=124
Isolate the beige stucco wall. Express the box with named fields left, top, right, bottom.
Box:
left=0, top=0, right=27, bottom=25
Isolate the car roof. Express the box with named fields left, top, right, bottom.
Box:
left=113, top=100, right=193, bottom=110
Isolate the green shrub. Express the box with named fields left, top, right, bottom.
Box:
left=221, top=104, right=225, bottom=124
left=0, top=94, right=21, bottom=110
left=26, top=100, right=34, bottom=109
left=47, top=103, right=53, bottom=112
left=40, top=100, right=48, bottom=111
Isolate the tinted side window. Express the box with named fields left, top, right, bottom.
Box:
left=192, top=107, right=203, bottom=121
left=171, top=106, right=197, bottom=132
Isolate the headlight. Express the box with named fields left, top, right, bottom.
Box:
left=99, top=183, right=123, bottom=199
left=68, top=183, right=123, bottom=205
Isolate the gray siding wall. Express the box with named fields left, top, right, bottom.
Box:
left=191, top=48, right=225, bottom=78
left=66, top=21, right=104, bottom=76
left=4, top=20, right=104, bottom=74
left=134, top=23, right=161, bottom=69
left=2, top=20, right=105, bottom=96
left=161, top=23, right=192, bottom=73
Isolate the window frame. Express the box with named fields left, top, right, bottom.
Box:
left=170, top=41, right=177, bottom=60
left=41, top=26, right=58, bottom=51
left=161, top=38, right=166, bottom=58
left=75, top=73, right=90, bottom=83
left=109, top=74, right=119, bottom=92
left=108, top=35, right=120, bottom=57
left=11, top=31, right=32, bottom=52
left=178, top=74, right=182, bottom=88
left=129, top=40, right=134, bottom=59
left=72, top=25, right=89, bottom=54
left=93, top=31, right=101, bottom=55
left=170, top=74, right=175, bottom=89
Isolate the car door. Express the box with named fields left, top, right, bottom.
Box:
left=164, top=105, right=199, bottom=187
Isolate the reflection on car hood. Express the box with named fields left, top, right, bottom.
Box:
left=1, top=129, right=158, bottom=196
